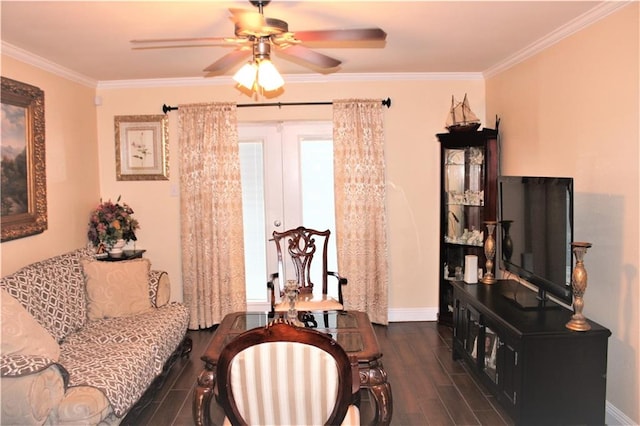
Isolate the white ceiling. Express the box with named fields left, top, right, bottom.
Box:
left=0, top=1, right=625, bottom=85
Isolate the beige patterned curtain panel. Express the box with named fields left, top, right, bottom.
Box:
left=178, top=103, right=246, bottom=329
left=333, top=99, right=390, bottom=325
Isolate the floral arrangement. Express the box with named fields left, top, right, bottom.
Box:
left=87, top=196, right=139, bottom=248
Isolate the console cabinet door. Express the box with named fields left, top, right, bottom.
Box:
left=465, top=306, right=481, bottom=363
left=452, top=298, right=465, bottom=359
left=496, top=335, right=519, bottom=415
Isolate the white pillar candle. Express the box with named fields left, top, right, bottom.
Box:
left=464, top=255, right=478, bottom=283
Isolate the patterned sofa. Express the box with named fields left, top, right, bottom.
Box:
left=0, top=248, right=191, bottom=425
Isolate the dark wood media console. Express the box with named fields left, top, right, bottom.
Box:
left=452, top=279, right=611, bottom=425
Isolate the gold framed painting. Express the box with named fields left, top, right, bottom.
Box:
left=115, top=114, right=169, bottom=180
left=1, top=77, right=48, bottom=242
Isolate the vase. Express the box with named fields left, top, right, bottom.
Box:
left=500, top=220, right=513, bottom=262
left=108, top=239, right=126, bottom=258
left=284, top=280, right=304, bottom=326
left=481, top=221, right=497, bottom=284
left=566, top=242, right=593, bottom=331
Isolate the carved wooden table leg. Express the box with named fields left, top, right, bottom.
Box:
left=360, top=360, right=393, bottom=425
left=193, top=361, right=216, bottom=426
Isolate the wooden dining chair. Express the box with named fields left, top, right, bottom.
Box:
left=216, top=319, right=360, bottom=425
left=267, top=226, right=348, bottom=317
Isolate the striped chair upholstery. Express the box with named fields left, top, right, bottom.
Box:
left=217, top=320, right=360, bottom=425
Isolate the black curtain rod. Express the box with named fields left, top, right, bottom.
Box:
left=162, top=97, right=391, bottom=114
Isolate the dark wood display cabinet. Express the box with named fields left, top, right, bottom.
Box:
left=437, top=128, right=498, bottom=325
left=452, top=280, right=611, bottom=425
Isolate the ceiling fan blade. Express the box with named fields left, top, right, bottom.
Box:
left=279, top=45, right=341, bottom=69
left=131, top=36, right=230, bottom=44
left=229, top=8, right=266, bottom=32
left=203, top=49, right=252, bottom=74
left=294, top=28, right=387, bottom=43
left=132, top=43, right=233, bottom=51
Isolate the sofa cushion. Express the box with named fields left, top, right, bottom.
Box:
left=1, top=362, right=66, bottom=425
left=148, top=270, right=171, bottom=307
left=1, top=289, right=60, bottom=360
left=55, top=385, right=112, bottom=425
left=59, top=340, right=159, bottom=417
left=0, top=249, right=91, bottom=343
left=64, top=302, right=190, bottom=375
left=81, top=258, right=152, bottom=320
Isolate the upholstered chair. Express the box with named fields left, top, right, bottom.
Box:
left=267, top=227, right=347, bottom=315
left=216, top=319, right=360, bottom=425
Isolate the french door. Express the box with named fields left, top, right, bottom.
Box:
left=238, top=122, right=338, bottom=306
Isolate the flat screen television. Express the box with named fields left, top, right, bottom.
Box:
left=498, top=176, right=574, bottom=309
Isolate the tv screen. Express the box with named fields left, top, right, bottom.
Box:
left=498, top=176, right=574, bottom=308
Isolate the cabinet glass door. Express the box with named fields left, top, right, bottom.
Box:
left=445, top=148, right=465, bottom=243
left=483, top=326, right=498, bottom=383
left=443, top=147, right=485, bottom=283
left=444, top=147, right=484, bottom=245
left=466, top=306, right=480, bottom=362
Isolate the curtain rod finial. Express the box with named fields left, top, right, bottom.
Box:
left=382, top=98, right=391, bottom=108
left=163, top=104, right=178, bottom=114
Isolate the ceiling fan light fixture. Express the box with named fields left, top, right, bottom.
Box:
left=233, top=61, right=258, bottom=89
left=257, top=59, right=284, bottom=91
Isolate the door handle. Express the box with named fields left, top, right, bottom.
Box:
left=274, top=220, right=281, bottom=227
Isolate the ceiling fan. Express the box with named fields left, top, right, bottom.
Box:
left=130, top=0, right=387, bottom=77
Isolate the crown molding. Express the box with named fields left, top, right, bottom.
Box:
left=483, top=1, right=633, bottom=78
left=1, top=41, right=97, bottom=88
left=0, top=41, right=483, bottom=88
left=3, top=1, right=630, bottom=88
left=96, top=71, right=484, bottom=90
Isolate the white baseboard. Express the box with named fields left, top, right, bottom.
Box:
left=388, top=307, right=438, bottom=322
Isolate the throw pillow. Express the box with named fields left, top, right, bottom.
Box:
left=81, top=258, right=152, bottom=320
left=1, top=288, right=60, bottom=360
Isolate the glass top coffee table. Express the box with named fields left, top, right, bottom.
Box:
left=193, top=310, right=392, bottom=426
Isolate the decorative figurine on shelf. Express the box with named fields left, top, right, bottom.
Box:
left=566, top=242, right=593, bottom=331
left=481, top=221, right=497, bottom=284
left=445, top=94, right=481, bottom=132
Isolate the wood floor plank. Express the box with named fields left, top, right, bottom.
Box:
left=148, top=389, right=190, bottom=426
left=450, top=373, right=494, bottom=411
left=420, top=397, right=455, bottom=426
left=486, top=395, right=516, bottom=426
left=124, top=321, right=513, bottom=426
left=436, top=384, right=480, bottom=425
left=474, top=408, right=509, bottom=426
left=433, top=344, right=466, bottom=375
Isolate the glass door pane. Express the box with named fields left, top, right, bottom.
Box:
left=238, top=122, right=336, bottom=303
left=300, top=137, right=338, bottom=297
left=239, top=140, right=268, bottom=302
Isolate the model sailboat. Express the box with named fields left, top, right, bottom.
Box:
left=445, top=94, right=481, bottom=132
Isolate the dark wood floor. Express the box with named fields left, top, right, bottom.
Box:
left=122, top=321, right=514, bottom=425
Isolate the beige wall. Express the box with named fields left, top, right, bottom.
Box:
left=0, top=56, right=100, bottom=275
left=486, top=4, right=639, bottom=423
left=95, top=78, right=486, bottom=306
left=2, top=3, right=637, bottom=421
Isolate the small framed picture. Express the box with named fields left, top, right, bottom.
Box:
left=115, top=114, right=169, bottom=180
